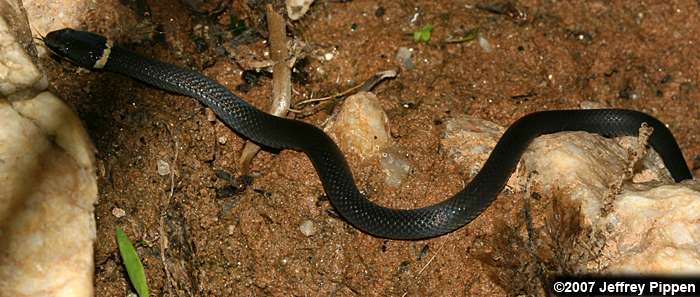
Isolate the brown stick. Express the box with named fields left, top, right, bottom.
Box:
left=237, top=4, right=291, bottom=175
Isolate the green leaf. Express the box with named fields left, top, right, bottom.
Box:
left=413, top=25, right=434, bottom=43
left=116, top=228, right=150, bottom=297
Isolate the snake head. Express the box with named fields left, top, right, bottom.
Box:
left=44, top=28, right=111, bottom=69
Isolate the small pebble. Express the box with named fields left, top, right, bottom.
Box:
left=396, top=47, right=414, bottom=70
left=324, top=52, right=334, bottom=61
left=478, top=35, right=493, bottom=53
left=206, top=108, right=217, bottom=122
left=157, top=160, right=170, bottom=176
left=324, top=92, right=392, bottom=159
left=97, top=161, right=107, bottom=177
left=299, top=220, right=315, bottom=236
left=218, top=136, right=227, bottom=144
left=380, top=150, right=411, bottom=188
left=316, top=66, right=326, bottom=75
left=112, top=207, right=126, bottom=218
left=228, top=225, right=235, bottom=235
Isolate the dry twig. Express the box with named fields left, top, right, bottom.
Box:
left=288, top=70, right=397, bottom=116
left=159, top=122, right=180, bottom=295
left=237, top=4, right=292, bottom=175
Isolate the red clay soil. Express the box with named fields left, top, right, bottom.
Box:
left=45, top=0, right=700, bottom=296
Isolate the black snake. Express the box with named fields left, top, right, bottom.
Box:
left=44, top=28, right=693, bottom=239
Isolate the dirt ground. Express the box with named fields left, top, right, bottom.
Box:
left=44, top=0, right=700, bottom=296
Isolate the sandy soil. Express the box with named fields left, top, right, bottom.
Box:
left=44, top=0, right=700, bottom=296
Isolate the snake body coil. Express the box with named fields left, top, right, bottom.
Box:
left=45, top=29, right=693, bottom=239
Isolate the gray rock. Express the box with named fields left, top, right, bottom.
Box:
left=396, top=47, right=414, bottom=70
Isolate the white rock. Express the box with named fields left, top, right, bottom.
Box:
left=380, top=149, right=411, bottom=188
left=299, top=220, right=315, bottom=236
left=603, top=184, right=700, bottom=273
left=478, top=35, right=493, bottom=53
left=324, top=92, right=392, bottom=160
left=323, top=52, right=334, bottom=61
left=206, top=107, right=216, bottom=122
left=23, top=0, right=136, bottom=42
left=441, top=115, right=512, bottom=185
left=524, top=133, right=699, bottom=273
left=0, top=7, right=97, bottom=297
left=286, top=0, right=314, bottom=21
left=0, top=16, right=46, bottom=97
left=522, top=132, right=632, bottom=219
left=443, top=114, right=699, bottom=273
left=12, top=92, right=95, bottom=167
left=522, top=132, right=673, bottom=219
left=111, top=207, right=126, bottom=218
left=23, top=0, right=87, bottom=35
left=0, top=87, right=97, bottom=297
left=157, top=159, right=170, bottom=176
